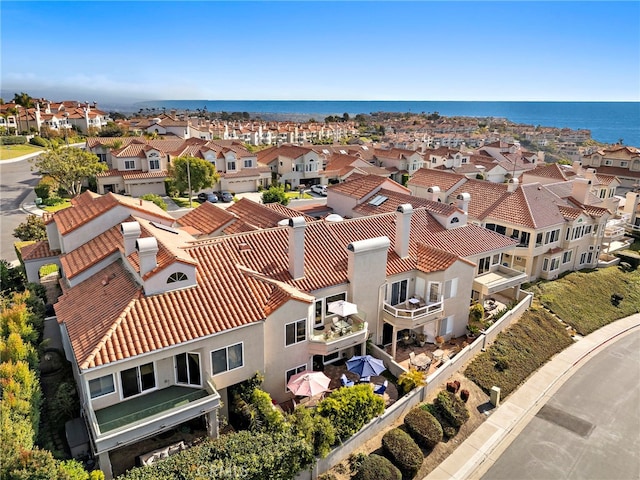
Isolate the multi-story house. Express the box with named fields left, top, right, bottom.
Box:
left=581, top=145, right=640, bottom=189
left=408, top=168, right=612, bottom=281
left=372, top=147, right=425, bottom=183
left=21, top=186, right=522, bottom=477
left=257, top=144, right=323, bottom=188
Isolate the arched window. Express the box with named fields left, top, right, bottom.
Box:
left=167, top=272, right=188, bottom=284
left=450, top=217, right=460, bottom=224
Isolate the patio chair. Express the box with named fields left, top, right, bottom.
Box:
left=359, top=376, right=371, bottom=383
left=340, top=374, right=354, bottom=387
left=409, top=351, right=416, bottom=367
left=373, top=380, right=388, bottom=395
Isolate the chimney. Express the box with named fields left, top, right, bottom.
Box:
left=347, top=237, right=390, bottom=323
left=571, top=178, right=592, bottom=205
left=288, top=217, right=306, bottom=280
left=136, top=236, right=158, bottom=276
left=584, top=168, right=597, bottom=182
left=507, top=178, right=519, bottom=193
left=456, top=192, right=470, bottom=214
left=571, top=160, right=583, bottom=174
left=427, top=186, right=441, bottom=202
left=395, top=204, right=413, bottom=258
left=121, top=221, right=141, bottom=256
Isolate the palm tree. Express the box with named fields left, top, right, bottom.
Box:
left=13, top=92, right=34, bottom=133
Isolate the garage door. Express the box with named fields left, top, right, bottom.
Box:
left=224, top=179, right=255, bottom=193
left=128, top=181, right=165, bottom=197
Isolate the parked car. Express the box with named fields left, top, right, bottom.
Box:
left=218, top=191, right=234, bottom=202
left=206, top=193, right=218, bottom=203
left=197, top=192, right=208, bottom=203
left=310, top=184, right=327, bottom=196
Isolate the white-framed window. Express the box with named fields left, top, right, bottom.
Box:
left=149, top=159, right=160, bottom=170
left=604, top=160, right=613, bottom=166
left=492, top=253, right=501, bottom=265
left=545, top=229, right=560, bottom=244
left=562, top=251, right=572, bottom=264
left=285, top=364, right=307, bottom=391
left=227, top=161, right=236, bottom=171
left=315, top=292, right=347, bottom=327
left=478, top=256, right=491, bottom=274
left=444, top=278, right=458, bottom=299
left=175, top=352, right=201, bottom=386
left=167, top=272, right=188, bottom=284
left=285, top=319, right=306, bottom=346
left=211, top=343, right=243, bottom=375
left=120, top=362, right=156, bottom=398
left=550, top=258, right=560, bottom=271
left=124, top=160, right=136, bottom=170
left=244, top=158, right=252, bottom=168
left=621, top=161, right=628, bottom=167
left=543, top=258, right=549, bottom=271
left=89, top=374, right=115, bottom=399
left=580, top=252, right=587, bottom=265
left=428, top=282, right=442, bottom=303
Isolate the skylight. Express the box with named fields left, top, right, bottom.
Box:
left=150, top=221, right=179, bottom=234
left=368, top=195, right=388, bottom=206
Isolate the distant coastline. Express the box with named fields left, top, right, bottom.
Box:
left=121, top=100, right=639, bottom=147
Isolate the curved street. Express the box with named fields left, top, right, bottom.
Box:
left=0, top=156, right=41, bottom=263
left=482, top=329, right=640, bottom=480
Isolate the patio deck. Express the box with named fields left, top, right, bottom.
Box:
left=386, top=336, right=469, bottom=375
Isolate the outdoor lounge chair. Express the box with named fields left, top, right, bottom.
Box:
left=373, top=380, right=388, bottom=395
left=340, top=374, right=354, bottom=387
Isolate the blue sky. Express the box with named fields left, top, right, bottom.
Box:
left=2, top=1, right=639, bottom=104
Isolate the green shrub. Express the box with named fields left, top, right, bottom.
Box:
left=34, top=181, right=53, bottom=200
left=140, top=194, right=167, bottom=211
left=404, top=407, right=443, bottom=449
left=42, top=197, right=65, bottom=206
left=435, top=390, right=469, bottom=428
left=315, top=384, right=384, bottom=442
left=381, top=428, right=423, bottom=478
left=29, top=136, right=49, bottom=147
left=0, top=135, right=27, bottom=145
left=289, top=407, right=335, bottom=458
left=353, top=454, right=402, bottom=480
left=397, top=369, right=426, bottom=396
left=421, top=403, right=457, bottom=438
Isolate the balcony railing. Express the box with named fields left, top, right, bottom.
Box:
left=308, top=319, right=368, bottom=356
left=383, top=297, right=443, bottom=321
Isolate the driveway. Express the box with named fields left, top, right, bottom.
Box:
left=482, top=330, right=640, bottom=480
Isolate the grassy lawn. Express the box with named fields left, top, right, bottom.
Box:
left=529, top=265, right=640, bottom=335
left=171, top=196, right=194, bottom=208
left=285, top=191, right=313, bottom=200
left=464, top=308, right=573, bottom=397
left=0, top=144, right=43, bottom=160
left=42, top=199, right=72, bottom=212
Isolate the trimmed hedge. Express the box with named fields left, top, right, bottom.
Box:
left=29, top=136, right=49, bottom=147
left=420, top=403, right=457, bottom=438
left=381, top=428, right=423, bottom=478
left=435, top=390, right=469, bottom=428
left=404, top=407, right=443, bottom=449
left=0, top=135, right=27, bottom=145
left=353, top=454, right=402, bottom=480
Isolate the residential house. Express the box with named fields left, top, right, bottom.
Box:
left=372, top=147, right=426, bottom=184
left=22, top=187, right=527, bottom=477
left=580, top=146, right=640, bottom=189
left=408, top=168, right=612, bottom=281
left=257, top=144, right=323, bottom=188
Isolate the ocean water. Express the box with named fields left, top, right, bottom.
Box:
left=133, top=100, right=640, bottom=147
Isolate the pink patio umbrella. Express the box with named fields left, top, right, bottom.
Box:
left=287, top=371, right=331, bottom=398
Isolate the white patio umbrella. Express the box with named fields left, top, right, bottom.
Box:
left=287, top=371, right=331, bottom=398
left=327, top=300, right=358, bottom=318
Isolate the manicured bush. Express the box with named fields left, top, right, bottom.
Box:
left=435, top=390, right=469, bottom=428
left=421, top=403, right=457, bottom=438
left=29, top=136, right=49, bottom=147
left=397, top=369, right=426, bottom=395
left=0, top=135, right=27, bottom=145
left=42, top=197, right=65, bottom=206
left=460, top=389, right=470, bottom=403
left=34, top=180, right=54, bottom=200
left=315, top=384, right=384, bottom=442
left=140, top=194, right=167, bottom=211
left=404, top=407, right=443, bottom=449
left=353, top=454, right=402, bottom=480
left=381, top=428, right=423, bottom=478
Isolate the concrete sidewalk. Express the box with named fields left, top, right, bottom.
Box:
left=425, top=313, right=640, bottom=480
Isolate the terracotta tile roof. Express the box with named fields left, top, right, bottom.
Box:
left=85, top=137, right=142, bottom=149
left=416, top=244, right=460, bottom=273
left=525, top=163, right=568, bottom=181
left=407, top=168, right=466, bottom=191
left=122, top=170, right=168, bottom=180
left=353, top=188, right=459, bottom=217
left=60, top=225, right=122, bottom=279
left=221, top=167, right=270, bottom=179
left=47, top=191, right=174, bottom=236
left=177, top=202, right=237, bottom=236
left=257, top=144, right=313, bottom=164
left=96, top=169, right=124, bottom=178
left=21, top=240, right=60, bottom=261
left=265, top=203, right=316, bottom=222
left=557, top=205, right=582, bottom=220
left=226, top=198, right=315, bottom=229
left=487, top=183, right=566, bottom=228
left=594, top=173, right=618, bottom=186
left=426, top=223, right=517, bottom=257
left=329, top=175, right=390, bottom=199
left=582, top=165, right=640, bottom=180
left=450, top=180, right=510, bottom=219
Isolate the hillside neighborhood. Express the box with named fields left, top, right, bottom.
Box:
left=2, top=97, right=640, bottom=480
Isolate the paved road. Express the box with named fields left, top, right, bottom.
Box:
left=0, top=157, right=42, bottom=263
left=482, top=330, right=640, bottom=480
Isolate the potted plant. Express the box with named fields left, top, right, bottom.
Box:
left=416, top=333, right=426, bottom=347
left=435, top=335, right=444, bottom=347
left=466, top=324, right=480, bottom=341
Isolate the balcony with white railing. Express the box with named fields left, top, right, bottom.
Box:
left=382, top=296, right=443, bottom=330
left=86, top=377, right=220, bottom=454
left=308, top=318, right=368, bottom=356
left=473, top=264, right=528, bottom=296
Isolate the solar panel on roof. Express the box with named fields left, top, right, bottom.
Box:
left=150, top=221, right=179, bottom=234
left=368, top=195, right=388, bottom=206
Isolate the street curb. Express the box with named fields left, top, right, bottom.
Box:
left=425, top=315, right=640, bottom=480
